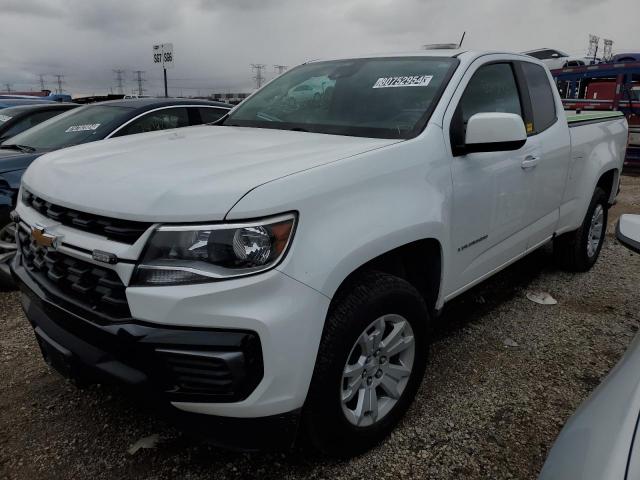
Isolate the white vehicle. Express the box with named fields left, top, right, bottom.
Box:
left=286, top=83, right=324, bottom=104
left=523, top=48, right=598, bottom=70
left=13, top=50, right=628, bottom=455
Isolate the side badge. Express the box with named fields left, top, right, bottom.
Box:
left=92, top=250, right=118, bottom=264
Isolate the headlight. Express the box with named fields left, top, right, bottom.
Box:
left=133, top=213, right=296, bottom=286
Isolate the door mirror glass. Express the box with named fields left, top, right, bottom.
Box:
left=616, top=214, right=640, bottom=254
left=463, top=112, right=527, bottom=153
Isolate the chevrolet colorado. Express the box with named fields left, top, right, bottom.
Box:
left=12, top=50, right=628, bottom=455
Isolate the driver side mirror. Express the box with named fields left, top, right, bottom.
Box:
left=551, top=53, right=560, bottom=58
left=460, top=112, right=527, bottom=155
left=616, top=214, right=640, bottom=254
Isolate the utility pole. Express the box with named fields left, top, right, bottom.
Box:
left=274, top=65, right=288, bottom=75
left=3, top=83, right=12, bottom=93
left=38, top=74, right=46, bottom=91
left=251, top=64, right=266, bottom=89
left=54, top=74, right=65, bottom=94
left=133, top=70, right=146, bottom=96
left=113, top=69, right=125, bottom=95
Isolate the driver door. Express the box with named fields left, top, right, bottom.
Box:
left=443, top=60, right=541, bottom=298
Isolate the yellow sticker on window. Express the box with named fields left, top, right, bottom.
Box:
left=526, top=122, right=534, bottom=134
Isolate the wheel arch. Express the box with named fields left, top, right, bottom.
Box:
left=329, top=238, right=443, bottom=316
left=596, top=168, right=619, bottom=205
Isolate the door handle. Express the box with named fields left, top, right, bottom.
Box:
left=521, top=156, right=540, bottom=169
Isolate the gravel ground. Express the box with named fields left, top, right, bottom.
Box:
left=2, top=174, right=640, bottom=480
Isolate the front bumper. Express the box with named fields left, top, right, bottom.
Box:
left=15, top=260, right=314, bottom=449
left=13, top=226, right=330, bottom=436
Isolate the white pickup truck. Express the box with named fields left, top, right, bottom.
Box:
left=13, top=50, right=628, bottom=454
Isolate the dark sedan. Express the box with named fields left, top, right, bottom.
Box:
left=0, top=98, right=231, bottom=283
left=0, top=103, right=79, bottom=143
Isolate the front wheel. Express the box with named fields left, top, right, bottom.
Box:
left=302, top=271, right=429, bottom=456
left=554, top=187, right=608, bottom=272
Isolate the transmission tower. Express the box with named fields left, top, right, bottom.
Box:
left=251, top=64, right=266, bottom=89
left=603, top=39, right=614, bottom=62
left=54, top=74, right=65, bottom=94
left=274, top=65, right=288, bottom=75
left=38, top=74, right=47, bottom=91
left=113, top=69, right=125, bottom=95
left=133, top=70, right=146, bottom=96
left=587, top=34, right=600, bottom=64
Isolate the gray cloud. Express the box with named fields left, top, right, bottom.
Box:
left=0, top=0, right=63, bottom=17
left=0, top=0, right=637, bottom=96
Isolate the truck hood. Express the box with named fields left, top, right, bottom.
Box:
left=23, top=125, right=400, bottom=222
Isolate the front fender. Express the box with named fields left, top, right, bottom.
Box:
left=226, top=127, right=453, bottom=301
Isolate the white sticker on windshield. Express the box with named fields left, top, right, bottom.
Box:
left=0, top=115, right=12, bottom=122
left=372, top=75, right=433, bottom=89
left=65, top=123, right=101, bottom=133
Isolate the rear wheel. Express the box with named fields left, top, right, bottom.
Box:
left=302, top=271, right=429, bottom=456
left=554, top=187, right=608, bottom=271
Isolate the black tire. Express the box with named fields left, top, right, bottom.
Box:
left=302, top=271, right=429, bottom=456
left=554, top=187, right=608, bottom=272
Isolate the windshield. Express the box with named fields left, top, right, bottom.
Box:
left=226, top=56, right=458, bottom=139
left=2, top=105, right=130, bottom=150
left=0, top=111, right=14, bottom=125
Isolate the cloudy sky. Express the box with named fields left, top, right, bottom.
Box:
left=0, top=0, right=638, bottom=97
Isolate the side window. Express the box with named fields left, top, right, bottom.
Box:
left=199, top=108, right=228, bottom=124
left=520, top=62, right=557, bottom=134
left=451, top=63, right=522, bottom=149
left=117, top=107, right=189, bottom=136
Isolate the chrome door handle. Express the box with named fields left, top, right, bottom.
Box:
left=521, top=156, right=540, bottom=169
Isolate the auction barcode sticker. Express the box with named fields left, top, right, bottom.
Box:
left=372, top=75, right=433, bottom=88
left=65, top=123, right=101, bottom=133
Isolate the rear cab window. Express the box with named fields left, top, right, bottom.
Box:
left=519, top=62, right=558, bottom=134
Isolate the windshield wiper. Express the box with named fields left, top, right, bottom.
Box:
left=0, top=144, right=36, bottom=153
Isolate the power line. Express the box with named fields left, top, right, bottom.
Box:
left=250, top=64, right=266, bottom=89
left=113, top=69, right=125, bottom=95
left=133, top=70, right=146, bottom=96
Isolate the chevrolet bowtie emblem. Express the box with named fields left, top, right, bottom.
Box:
left=31, top=225, right=59, bottom=249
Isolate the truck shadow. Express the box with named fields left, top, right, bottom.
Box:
left=431, top=244, right=557, bottom=341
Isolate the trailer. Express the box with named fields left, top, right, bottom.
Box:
left=552, top=61, right=640, bottom=167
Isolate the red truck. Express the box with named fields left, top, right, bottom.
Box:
left=552, top=61, right=640, bottom=166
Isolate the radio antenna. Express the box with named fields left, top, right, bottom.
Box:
left=458, top=31, right=466, bottom=48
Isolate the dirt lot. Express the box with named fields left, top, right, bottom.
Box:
left=1, top=175, right=640, bottom=480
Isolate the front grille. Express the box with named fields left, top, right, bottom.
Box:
left=22, top=190, right=152, bottom=244
left=18, top=227, right=131, bottom=319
